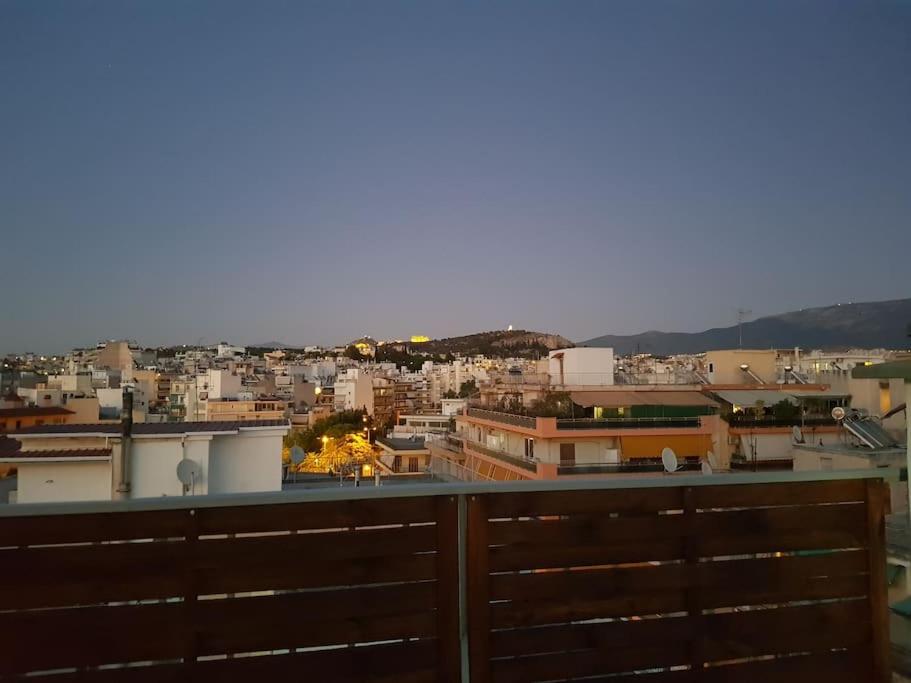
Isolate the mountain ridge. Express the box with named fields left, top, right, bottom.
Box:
left=580, top=298, right=911, bottom=355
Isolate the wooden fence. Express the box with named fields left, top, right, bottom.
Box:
left=0, top=476, right=891, bottom=682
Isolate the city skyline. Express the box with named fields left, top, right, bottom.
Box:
left=2, top=1, right=909, bottom=352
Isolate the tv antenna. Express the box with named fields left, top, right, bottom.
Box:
left=176, top=459, right=201, bottom=495
left=737, top=309, right=752, bottom=349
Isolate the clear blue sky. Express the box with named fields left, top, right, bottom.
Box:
left=1, top=0, right=909, bottom=353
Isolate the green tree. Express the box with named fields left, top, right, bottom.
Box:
left=458, top=379, right=477, bottom=398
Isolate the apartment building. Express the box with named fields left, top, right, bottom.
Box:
left=2, top=419, right=289, bottom=503
left=431, top=388, right=721, bottom=482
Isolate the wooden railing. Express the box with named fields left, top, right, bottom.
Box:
left=0, top=473, right=892, bottom=682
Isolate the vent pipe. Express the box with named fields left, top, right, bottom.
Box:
left=114, top=387, right=133, bottom=500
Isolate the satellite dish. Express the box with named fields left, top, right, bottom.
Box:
left=831, top=406, right=846, bottom=421
left=792, top=426, right=805, bottom=444
left=176, top=459, right=201, bottom=486
left=290, top=446, right=305, bottom=465
left=661, top=447, right=679, bottom=473
left=701, top=461, right=713, bottom=475
left=706, top=450, right=719, bottom=469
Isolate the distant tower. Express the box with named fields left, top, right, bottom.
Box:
left=737, top=309, right=752, bottom=349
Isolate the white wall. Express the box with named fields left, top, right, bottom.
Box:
left=549, top=348, right=615, bottom=386
left=130, top=436, right=211, bottom=498
left=17, top=461, right=112, bottom=503
left=208, top=431, right=283, bottom=494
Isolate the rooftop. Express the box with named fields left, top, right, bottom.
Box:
left=0, top=406, right=75, bottom=418
left=12, top=419, right=289, bottom=438
left=377, top=436, right=427, bottom=451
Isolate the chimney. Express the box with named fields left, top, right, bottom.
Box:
left=114, top=386, right=133, bottom=499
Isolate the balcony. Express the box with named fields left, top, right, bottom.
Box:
left=463, top=438, right=537, bottom=473
left=556, top=416, right=702, bottom=430
left=725, top=415, right=838, bottom=428
left=0, top=472, right=892, bottom=682
left=466, top=407, right=536, bottom=429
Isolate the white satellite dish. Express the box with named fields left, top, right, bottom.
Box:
left=831, top=406, right=846, bottom=421
left=290, top=446, right=305, bottom=465
left=661, top=447, right=679, bottom=473
left=176, top=459, right=201, bottom=487
left=792, top=425, right=804, bottom=444
left=701, top=460, right=714, bottom=475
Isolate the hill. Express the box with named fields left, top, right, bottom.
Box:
left=419, top=330, right=573, bottom=358
left=581, top=298, right=911, bottom=355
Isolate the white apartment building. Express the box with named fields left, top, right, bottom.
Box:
left=1, top=419, right=289, bottom=504
left=548, top=347, right=615, bottom=386
left=333, top=368, right=374, bottom=414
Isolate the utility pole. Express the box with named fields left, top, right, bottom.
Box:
left=737, top=308, right=752, bottom=349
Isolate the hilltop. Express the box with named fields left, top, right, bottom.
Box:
left=418, top=330, right=573, bottom=358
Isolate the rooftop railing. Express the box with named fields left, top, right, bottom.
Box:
left=556, top=416, right=702, bottom=430
left=0, top=471, right=893, bottom=683
left=726, top=414, right=838, bottom=428
left=465, top=407, right=537, bottom=429
left=462, top=438, right=537, bottom=473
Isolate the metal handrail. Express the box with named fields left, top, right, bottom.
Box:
left=556, top=416, right=701, bottom=430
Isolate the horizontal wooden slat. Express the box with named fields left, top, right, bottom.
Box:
left=196, top=496, right=437, bottom=535
left=492, top=614, right=691, bottom=657
left=489, top=550, right=868, bottom=603
left=0, top=540, right=187, bottom=609
left=701, top=600, right=870, bottom=660
left=199, top=551, right=438, bottom=594
left=0, top=508, right=190, bottom=547
left=12, top=640, right=439, bottom=683
left=700, top=650, right=871, bottom=683
left=485, top=487, right=685, bottom=519
left=490, top=562, right=687, bottom=602
left=491, top=642, right=690, bottom=683
left=489, top=537, right=685, bottom=572
left=196, top=583, right=438, bottom=654
left=0, top=601, right=187, bottom=674
left=198, top=524, right=437, bottom=566
left=488, top=512, right=686, bottom=546
left=702, top=573, right=868, bottom=609
left=0, top=584, right=438, bottom=674
left=491, top=591, right=687, bottom=629
left=693, top=479, right=866, bottom=509
left=547, top=650, right=871, bottom=683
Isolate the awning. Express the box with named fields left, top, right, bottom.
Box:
left=571, top=391, right=718, bottom=408
left=713, top=390, right=796, bottom=408
left=621, top=434, right=712, bottom=459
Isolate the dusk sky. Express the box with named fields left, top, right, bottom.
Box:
left=1, top=1, right=909, bottom=354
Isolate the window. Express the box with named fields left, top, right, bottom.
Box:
left=408, top=457, right=419, bottom=472
left=560, top=443, right=576, bottom=467
left=708, top=363, right=714, bottom=373
left=524, top=438, right=535, bottom=460
left=393, top=455, right=402, bottom=473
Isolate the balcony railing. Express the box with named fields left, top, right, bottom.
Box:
left=557, top=460, right=702, bottom=475
left=463, top=438, right=537, bottom=472
left=0, top=472, right=892, bottom=683
left=466, top=407, right=537, bottom=429
left=726, top=415, right=838, bottom=428
left=556, top=416, right=702, bottom=430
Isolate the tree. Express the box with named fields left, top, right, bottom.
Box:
left=526, top=392, right=583, bottom=418
left=343, top=345, right=366, bottom=361
left=458, top=379, right=477, bottom=398
left=772, top=399, right=801, bottom=420
left=295, top=433, right=375, bottom=474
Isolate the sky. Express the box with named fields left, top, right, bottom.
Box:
left=1, top=1, right=909, bottom=353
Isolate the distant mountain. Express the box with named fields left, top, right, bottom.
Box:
left=420, top=330, right=573, bottom=358
left=580, top=298, right=911, bottom=355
